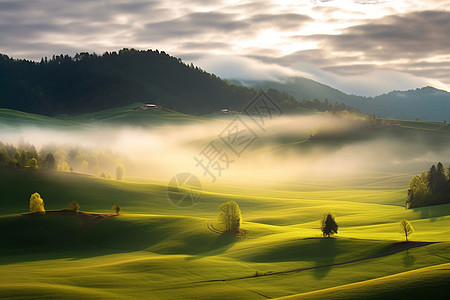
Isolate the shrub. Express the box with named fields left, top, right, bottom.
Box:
left=68, top=201, right=80, bottom=212
left=112, top=203, right=121, bottom=215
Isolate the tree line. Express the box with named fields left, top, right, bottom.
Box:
left=407, top=162, right=450, bottom=208
left=0, top=141, right=125, bottom=179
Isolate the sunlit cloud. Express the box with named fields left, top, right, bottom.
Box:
left=0, top=0, right=449, bottom=95
left=193, top=55, right=306, bottom=82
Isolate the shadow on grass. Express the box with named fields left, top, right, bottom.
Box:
left=413, top=204, right=450, bottom=222
left=186, top=233, right=239, bottom=261
left=0, top=213, right=241, bottom=265
left=402, top=248, right=416, bottom=267
left=311, top=237, right=338, bottom=280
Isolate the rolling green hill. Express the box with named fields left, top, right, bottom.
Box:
left=276, top=262, right=450, bottom=300
left=1, top=168, right=450, bottom=299
left=1, top=100, right=450, bottom=298
left=0, top=108, right=80, bottom=128
left=0, top=103, right=207, bottom=129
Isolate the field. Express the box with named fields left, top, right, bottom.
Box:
left=1, top=107, right=450, bottom=299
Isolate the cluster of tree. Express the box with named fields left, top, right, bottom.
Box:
left=0, top=141, right=126, bottom=179
left=407, top=162, right=450, bottom=208
left=0, top=49, right=360, bottom=116
left=0, top=141, right=52, bottom=169
left=364, top=114, right=395, bottom=128
left=301, top=98, right=359, bottom=114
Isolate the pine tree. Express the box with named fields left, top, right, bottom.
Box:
left=321, top=213, right=338, bottom=237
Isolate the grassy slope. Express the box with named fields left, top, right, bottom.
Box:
left=66, top=102, right=206, bottom=125
left=0, top=104, right=206, bottom=130
left=0, top=108, right=80, bottom=128
left=275, top=262, right=450, bottom=300
left=1, top=169, right=450, bottom=299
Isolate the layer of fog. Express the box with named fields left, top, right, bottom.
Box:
left=1, top=113, right=450, bottom=189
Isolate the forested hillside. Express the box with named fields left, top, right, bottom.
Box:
left=0, top=49, right=255, bottom=115
left=240, top=78, right=450, bottom=122
left=0, top=49, right=358, bottom=116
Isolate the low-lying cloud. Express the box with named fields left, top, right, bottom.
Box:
left=2, top=114, right=449, bottom=189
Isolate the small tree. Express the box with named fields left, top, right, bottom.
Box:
left=400, top=219, right=414, bottom=242
left=29, top=192, right=45, bottom=214
left=112, top=203, right=121, bottom=215
left=81, top=160, right=89, bottom=174
left=44, top=153, right=56, bottom=170
left=68, top=201, right=80, bottom=212
left=28, top=158, right=38, bottom=169
left=58, top=161, right=71, bottom=172
left=218, top=201, right=242, bottom=234
left=116, top=164, right=124, bottom=180
left=321, top=213, right=338, bottom=237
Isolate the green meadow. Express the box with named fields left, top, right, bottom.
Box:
left=1, top=167, right=450, bottom=299
left=1, top=107, right=450, bottom=299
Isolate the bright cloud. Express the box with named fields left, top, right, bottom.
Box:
left=0, top=0, right=449, bottom=95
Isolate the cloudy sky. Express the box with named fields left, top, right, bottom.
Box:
left=1, top=0, right=449, bottom=95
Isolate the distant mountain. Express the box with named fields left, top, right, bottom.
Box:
left=237, top=78, right=450, bottom=122
left=371, top=87, right=450, bottom=121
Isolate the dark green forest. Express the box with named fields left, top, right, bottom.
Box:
left=407, top=162, right=450, bottom=208
left=0, top=49, right=357, bottom=116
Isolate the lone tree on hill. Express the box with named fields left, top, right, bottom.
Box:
left=112, top=203, right=121, bottom=215
left=218, top=201, right=242, bottom=234
left=321, top=213, right=338, bottom=237
left=29, top=192, right=45, bottom=214
left=400, top=219, right=414, bottom=242
left=68, top=201, right=80, bottom=212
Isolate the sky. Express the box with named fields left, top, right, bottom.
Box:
left=1, top=0, right=449, bottom=96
